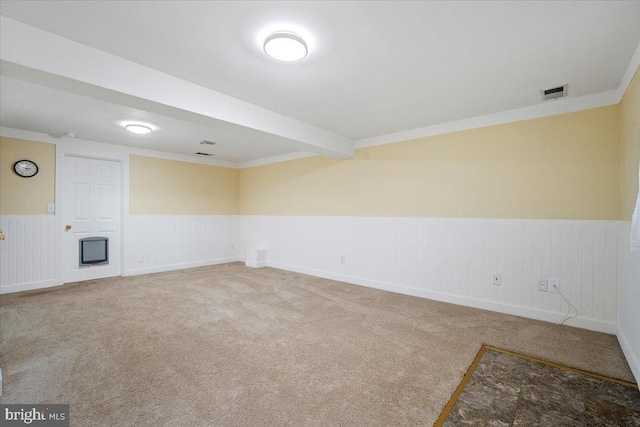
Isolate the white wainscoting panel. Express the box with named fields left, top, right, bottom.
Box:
left=126, top=215, right=240, bottom=276
left=239, top=216, right=621, bottom=334
left=0, top=215, right=56, bottom=293
left=1, top=214, right=632, bottom=351
left=617, top=221, right=640, bottom=383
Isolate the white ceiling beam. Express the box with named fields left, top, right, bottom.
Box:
left=0, top=16, right=354, bottom=159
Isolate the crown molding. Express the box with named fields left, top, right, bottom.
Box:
left=617, top=39, right=640, bottom=102
left=238, top=151, right=317, bottom=169
left=354, top=90, right=619, bottom=149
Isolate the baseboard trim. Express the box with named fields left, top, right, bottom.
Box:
left=617, top=326, right=640, bottom=384
left=0, top=279, right=57, bottom=295
left=245, top=261, right=267, bottom=268
left=265, top=261, right=617, bottom=335
left=1, top=259, right=245, bottom=293
left=127, top=257, right=242, bottom=276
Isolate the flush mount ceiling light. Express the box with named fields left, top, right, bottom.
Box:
left=125, top=124, right=152, bottom=134
left=263, top=31, right=308, bottom=61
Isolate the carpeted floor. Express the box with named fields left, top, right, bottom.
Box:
left=0, top=263, right=635, bottom=426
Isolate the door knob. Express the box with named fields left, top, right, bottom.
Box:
left=65, top=225, right=72, bottom=231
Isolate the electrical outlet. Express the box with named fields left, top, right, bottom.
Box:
left=340, top=255, right=346, bottom=264
left=230, top=243, right=235, bottom=250
left=549, top=278, right=560, bottom=293
left=137, top=254, right=144, bottom=264
left=537, top=278, right=548, bottom=292
left=492, top=273, right=502, bottom=286
left=47, top=203, right=55, bottom=213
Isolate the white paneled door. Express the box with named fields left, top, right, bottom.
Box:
left=63, top=156, right=122, bottom=283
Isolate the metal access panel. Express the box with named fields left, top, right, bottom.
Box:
left=79, top=236, right=109, bottom=266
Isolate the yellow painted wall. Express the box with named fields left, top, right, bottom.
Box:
left=0, top=137, right=55, bottom=215
left=129, top=155, right=239, bottom=215
left=0, top=101, right=627, bottom=220
left=239, top=105, right=621, bottom=220
left=621, top=66, right=640, bottom=220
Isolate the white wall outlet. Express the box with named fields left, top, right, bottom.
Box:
left=340, top=255, right=346, bottom=264
left=47, top=203, right=55, bottom=213
left=537, top=278, right=549, bottom=292
left=230, top=243, right=235, bottom=250
left=549, top=278, right=560, bottom=293
left=492, top=273, right=502, bottom=286
left=137, top=254, right=144, bottom=263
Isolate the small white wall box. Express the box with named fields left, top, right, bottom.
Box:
left=245, top=249, right=267, bottom=268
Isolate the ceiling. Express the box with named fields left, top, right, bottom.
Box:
left=0, top=76, right=297, bottom=164
left=1, top=1, right=639, bottom=164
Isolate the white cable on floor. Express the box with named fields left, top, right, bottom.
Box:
left=554, top=284, right=578, bottom=325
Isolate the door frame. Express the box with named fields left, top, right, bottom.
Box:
left=55, top=141, right=129, bottom=286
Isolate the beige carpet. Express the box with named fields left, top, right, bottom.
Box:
left=0, top=263, right=634, bottom=426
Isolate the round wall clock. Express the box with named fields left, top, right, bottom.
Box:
left=13, top=160, right=39, bottom=178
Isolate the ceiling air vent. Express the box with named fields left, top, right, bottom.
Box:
left=195, top=152, right=213, bottom=156
left=541, top=84, right=568, bottom=101
left=199, top=140, right=216, bottom=146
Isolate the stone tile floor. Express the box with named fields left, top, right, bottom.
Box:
left=441, top=347, right=640, bottom=426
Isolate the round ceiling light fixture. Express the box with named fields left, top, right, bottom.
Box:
left=263, top=31, right=308, bottom=61
left=125, top=124, right=153, bottom=134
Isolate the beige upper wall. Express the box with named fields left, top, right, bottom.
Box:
left=0, top=99, right=627, bottom=220
left=129, top=155, right=239, bottom=215
left=0, top=137, right=55, bottom=215
left=240, top=105, right=621, bottom=220
left=621, top=66, right=640, bottom=221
